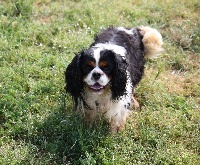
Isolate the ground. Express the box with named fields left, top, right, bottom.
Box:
left=0, top=0, right=199, bottom=164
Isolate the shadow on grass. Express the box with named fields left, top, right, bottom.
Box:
left=26, top=96, right=110, bottom=164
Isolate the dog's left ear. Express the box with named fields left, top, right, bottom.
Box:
left=111, top=52, right=128, bottom=100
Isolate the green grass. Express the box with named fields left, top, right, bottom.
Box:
left=0, top=0, right=199, bottom=164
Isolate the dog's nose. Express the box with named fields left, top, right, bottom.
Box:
left=92, top=72, right=101, bottom=81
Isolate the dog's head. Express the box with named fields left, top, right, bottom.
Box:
left=65, top=43, right=128, bottom=104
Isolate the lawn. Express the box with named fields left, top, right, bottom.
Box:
left=0, top=0, right=199, bottom=164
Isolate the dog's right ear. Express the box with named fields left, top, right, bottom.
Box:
left=65, top=52, right=83, bottom=104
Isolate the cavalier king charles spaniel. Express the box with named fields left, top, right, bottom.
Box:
left=65, top=26, right=163, bottom=132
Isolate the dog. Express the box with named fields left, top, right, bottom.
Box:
left=65, top=26, right=163, bottom=132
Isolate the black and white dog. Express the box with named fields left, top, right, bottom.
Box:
left=65, top=26, right=163, bottom=132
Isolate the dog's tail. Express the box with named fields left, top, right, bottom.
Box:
left=139, top=26, right=164, bottom=58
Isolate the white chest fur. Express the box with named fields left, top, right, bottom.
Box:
left=78, top=74, right=133, bottom=132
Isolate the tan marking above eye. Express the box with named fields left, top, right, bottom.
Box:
left=87, top=61, right=95, bottom=67
left=99, top=61, right=107, bottom=68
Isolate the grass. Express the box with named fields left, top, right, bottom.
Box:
left=0, top=0, right=199, bottom=164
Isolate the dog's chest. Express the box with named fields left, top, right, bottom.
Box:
left=85, top=92, right=112, bottom=113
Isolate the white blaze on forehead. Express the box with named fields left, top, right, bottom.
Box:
left=93, top=47, right=101, bottom=64
left=92, top=43, right=127, bottom=61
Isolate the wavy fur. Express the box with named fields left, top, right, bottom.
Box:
left=65, top=26, right=163, bottom=132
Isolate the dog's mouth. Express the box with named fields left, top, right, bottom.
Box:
left=89, top=83, right=105, bottom=92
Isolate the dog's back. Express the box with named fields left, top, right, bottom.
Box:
left=92, top=27, right=148, bottom=86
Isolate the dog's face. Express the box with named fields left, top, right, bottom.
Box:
left=65, top=44, right=128, bottom=101
left=81, top=49, right=115, bottom=93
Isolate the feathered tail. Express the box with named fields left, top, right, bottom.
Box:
left=139, top=26, right=164, bottom=58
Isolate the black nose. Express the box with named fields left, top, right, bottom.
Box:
left=92, top=72, right=101, bottom=81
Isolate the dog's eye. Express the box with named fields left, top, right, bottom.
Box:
left=84, top=61, right=95, bottom=72
left=85, top=65, right=93, bottom=71
left=102, top=66, right=110, bottom=71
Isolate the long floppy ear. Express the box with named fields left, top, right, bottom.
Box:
left=65, top=52, right=83, bottom=105
left=111, top=53, right=128, bottom=100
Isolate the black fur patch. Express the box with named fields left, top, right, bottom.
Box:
left=93, top=27, right=145, bottom=86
